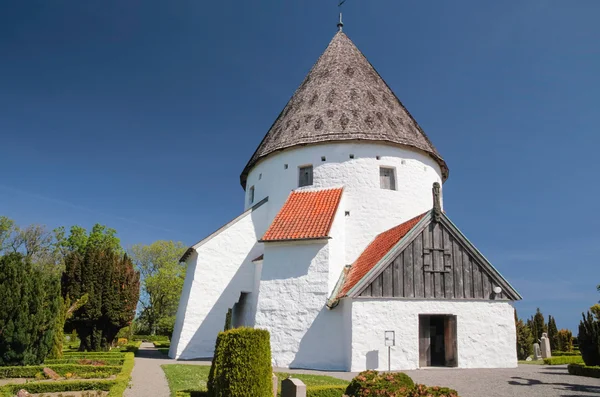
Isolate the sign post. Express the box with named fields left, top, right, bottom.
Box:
left=384, top=331, right=395, bottom=372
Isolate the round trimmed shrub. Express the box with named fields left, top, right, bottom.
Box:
left=407, top=384, right=460, bottom=397
left=208, top=327, right=272, bottom=397
left=345, top=370, right=414, bottom=397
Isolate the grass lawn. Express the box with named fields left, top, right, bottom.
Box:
left=161, top=364, right=348, bottom=397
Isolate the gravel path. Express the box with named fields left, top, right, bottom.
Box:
left=126, top=344, right=600, bottom=397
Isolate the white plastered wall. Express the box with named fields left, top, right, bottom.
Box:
left=169, top=203, right=268, bottom=359
left=349, top=299, right=517, bottom=371
left=244, top=142, right=443, bottom=264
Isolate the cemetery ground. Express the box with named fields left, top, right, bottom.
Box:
left=123, top=343, right=600, bottom=397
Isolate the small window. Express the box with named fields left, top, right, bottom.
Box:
left=349, top=154, right=354, bottom=159
left=248, top=186, right=255, bottom=205
left=380, top=167, right=396, bottom=190
left=259, top=173, right=262, bottom=180
left=298, top=165, right=313, bottom=187
left=284, top=164, right=288, bottom=169
left=321, top=156, right=326, bottom=161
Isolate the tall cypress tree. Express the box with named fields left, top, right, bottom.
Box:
left=0, top=253, right=60, bottom=365
left=547, top=315, right=559, bottom=351
left=61, top=225, right=140, bottom=351
left=532, top=308, right=546, bottom=341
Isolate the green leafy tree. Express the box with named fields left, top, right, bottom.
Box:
left=61, top=224, right=140, bottom=351
left=531, top=308, right=546, bottom=342
left=0, top=253, right=61, bottom=365
left=515, top=310, right=533, bottom=360
left=130, top=241, right=187, bottom=335
left=547, top=315, right=559, bottom=351
left=557, top=329, right=574, bottom=352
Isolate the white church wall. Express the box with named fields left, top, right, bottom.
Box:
left=244, top=142, right=443, bottom=265
left=327, top=193, right=346, bottom=295
left=169, top=203, right=268, bottom=359
left=349, top=299, right=517, bottom=371
left=255, top=241, right=347, bottom=370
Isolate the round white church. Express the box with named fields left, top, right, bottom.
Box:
left=170, top=29, right=521, bottom=371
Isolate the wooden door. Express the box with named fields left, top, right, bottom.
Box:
left=444, top=315, right=458, bottom=367
left=419, top=316, right=431, bottom=367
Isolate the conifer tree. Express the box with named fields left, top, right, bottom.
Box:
left=515, top=310, right=533, bottom=360
left=532, top=308, right=546, bottom=341
left=547, top=315, right=559, bottom=351
left=61, top=225, right=140, bottom=351
left=0, top=253, right=60, bottom=365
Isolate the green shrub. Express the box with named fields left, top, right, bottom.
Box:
left=407, top=384, right=460, bottom=397
left=346, top=370, right=414, bottom=397
left=44, top=358, right=125, bottom=365
left=154, top=341, right=171, bottom=348
left=108, top=351, right=135, bottom=397
left=0, top=253, right=61, bottom=366
left=557, top=329, right=574, bottom=352
left=568, top=363, right=600, bottom=378
left=0, top=364, right=121, bottom=379
left=131, top=334, right=170, bottom=342
left=544, top=356, right=584, bottom=365
left=578, top=311, right=600, bottom=366
left=116, top=340, right=142, bottom=354
left=1, top=380, right=115, bottom=395
left=306, top=385, right=347, bottom=397
left=551, top=351, right=580, bottom=357
left=209, top=327, right=272, bottom=397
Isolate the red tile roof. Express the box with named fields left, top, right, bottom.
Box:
left=261, top=188, right=343, bottom=242
left=338, top=212, right=426, bottom=297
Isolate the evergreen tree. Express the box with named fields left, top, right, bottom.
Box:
left=61, top=225, right=140, bottom=351
left=532, top=308, right=546, bottom=341
left=0, top=253, right=61, bottom=365
left=515, top=310, right=533, bottom=360
left=547, top=315, right=559, bottom=351
left=557, top=329, right=574, bottom=352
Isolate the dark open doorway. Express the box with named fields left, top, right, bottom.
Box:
left=419, top=314, right=457, bottom=368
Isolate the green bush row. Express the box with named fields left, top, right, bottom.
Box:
left=116, top=341, right=142, bottom=354
left=568, top=363, right=600, bottom=378
left=44, top=358, right=125, bottom=366
left=153, top=341, right=171, bottom=348
left=306, top=385, right=347, bottom=397
left=0, top=380, right=115, bottom=396
left=63, top=352, right=126, bottom=358
left=108, top=351, right=136, bottom=396
left=0, top=364, right=122, bottom=379
left=543, top=356, right=584, bottom=365
left=552, top=351, right=581, bottom=356
left=131, top=334, right=170, bottom=342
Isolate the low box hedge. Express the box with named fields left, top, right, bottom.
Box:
left=543, top=356, right=584, bottom=365
left=306, top=385, right=347, bottom=397
left=116, top=340, right=142, bottom=354
left=0, top=364, right=122, bottom=379
left=131, top=334, right=170, bottom=342
left=1, top=379, right=115, bottom=395
left=552, top=351, right=581, bottom=356
left=44, top=358, right=125, bottom=366
left=568, top=363, right=600, bottom=378
left=108, top=351, right=136, bottom=396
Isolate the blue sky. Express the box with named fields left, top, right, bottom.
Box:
left=1, top=0, right=599, bottom=332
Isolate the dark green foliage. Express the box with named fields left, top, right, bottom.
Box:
left=0, top=253, right=61, bottom=366
left=543, top=356, right=584, bottom=365
left=346, top=370, right=415, bottom=397
left=224, top=308, right=232, bottom=331
left=568, top=363, right=600, bottom=379
left=531, top=308, right=546, bottom=342
left=515, top=314, right=533, bottom=360
left=306, top=385, right=347, bottom=397
left=208, top=327, right=272, bottom=397
left=62, top=225, right=140, bottom=351
left=407, top=385, right=460, bottom=397
left=547, top=315, right=558, bottom=351
left=578, top=311, right=600, bottom=366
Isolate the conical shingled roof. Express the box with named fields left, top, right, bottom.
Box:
left=240, top=31, right=448, bottom=188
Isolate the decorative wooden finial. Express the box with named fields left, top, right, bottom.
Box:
left=432, top=182, right=441, bottom=222
left=337, top=0, right=347, bottom=32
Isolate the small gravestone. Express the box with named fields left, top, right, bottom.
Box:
left=540, top=332, right=552, bottom=359
left=281, top=377, right=306, bottom=397
left=533, top=343, right=542, bottom=361
left=16, top=390, right=30, bottom=397
left=43, top=367, right=60, bottom=380
left=526, top=356, right=532, bottom=361
left=272, top=373, right=278, bottom=397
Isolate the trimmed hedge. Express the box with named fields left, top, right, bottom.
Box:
left=568, top=363, right=600, bottom=378
left=116, top=340, right=142, bottom=354
left=208, top=327, right=272, bottom=397
left=108, top=351, right=136, bottom=396
left=306, top=385, right=347, bottom=397
left=552, top=351, right=581, bottom=357
left=0, top=364, right=121, bottom=379
left=346, top=370, right=414, bottom=397
left=154, top=341, right=171, bottom=348
left=63, top=352, right=126, bottom=358
left=543, top=356, right=584, bottom=365
left=407, top=385, right=459, bottom=397
left=131, top=335, right=170, bottom=342
left=44, top=358, right=125, bottom=365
